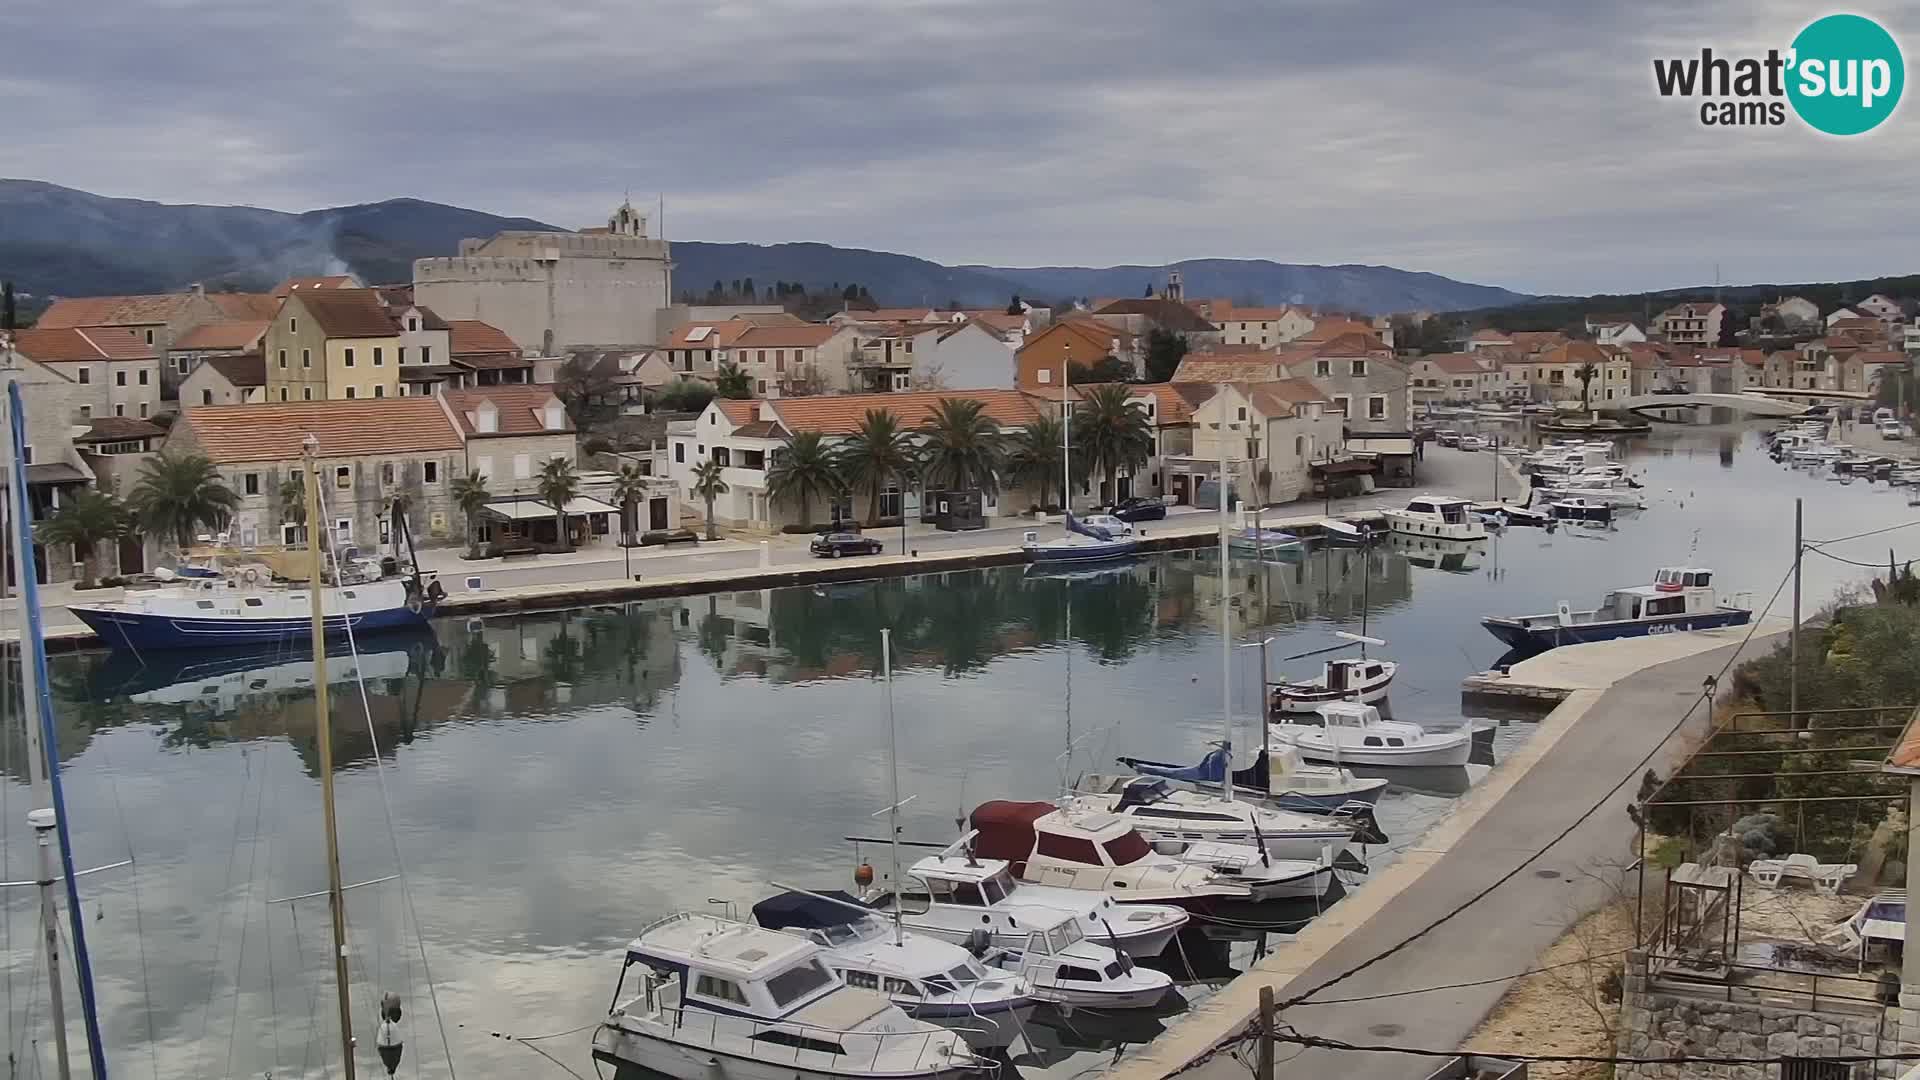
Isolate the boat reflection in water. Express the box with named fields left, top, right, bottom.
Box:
left=83, top=628, right=441, bottom=709
left=1382, top=533, right=1487, bottom=573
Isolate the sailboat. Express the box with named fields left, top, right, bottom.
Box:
left=1023, top=373, right=1138, bottom=564
left=1, top=379, right=113, bottom=1080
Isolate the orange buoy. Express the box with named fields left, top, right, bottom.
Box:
left=853, top=862, right=875, bottom=888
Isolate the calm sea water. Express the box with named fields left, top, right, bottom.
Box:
left=2, top=423, right=1911, bottom=1079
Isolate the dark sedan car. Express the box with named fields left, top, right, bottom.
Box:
left=810, top=532, right=885, bottom=558
left=1108, top=497, right=1168, bottom=523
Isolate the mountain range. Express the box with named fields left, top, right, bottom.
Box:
left=0, top=179, right=1530, bottom=314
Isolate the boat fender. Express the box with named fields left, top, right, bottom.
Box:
left=243, top=568, right=260, bottom=585
left=427, top=580, right=447, bottom=603
left=406, top=595, right=424, bottom=615
left=965, top=928, right=993, bottom=957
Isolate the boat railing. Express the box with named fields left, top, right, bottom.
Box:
left=629, top=997, right=995, bottom=1073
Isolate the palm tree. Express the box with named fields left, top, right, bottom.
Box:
left=125, top=452, right=240, bottom=552
left=1072, top=384, right=1152, bottom=504
left=691, top=459, right=729, bottom=541
left=451, top=470, right=492, bottom=558
left=836, top=409, right=917, bottom=524
left=715, top=362, right=752, bottom=400
left=767, top=431, right=843, bottom=528
left=1004, top=415, right=1066, bottom=511
left=537, top=457, right=581, bottom=549
left=920, top=397, right=1003, bottom=497
left=611, top=462, right=649, bottom=545
left=1575, top=362, right=1599, bottom=415
left=37, top=490, right=130, bottom=588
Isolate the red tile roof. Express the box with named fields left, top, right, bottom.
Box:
left=10, top=326, right=156, bottom=363
left=178, top=398, right=464, bottom=463
left=716, top=400, right=759, bottom=425
left=1090, top=298, right=1218, bottom=333
left=1535, top=342, right=1610, bottom=366
left=1131, top=383, right=1196, bottom=424
left=207, top=293, right=282, bottom=320
left=732, top=419, right=789, bottom=439
left=1422, top=353, right=1488, bottom=375
left=1298, top=318, right=1375, bottom=342
left=1170, top=355, right=1285, bottom=383
left=1854, top=351, right=1907, bottom=365
left=841, top=308, right=936, bottom=323
left=35, top=294, right=194, bottom=329
left=175, top=321, right=268, bottom=351
left=764, top=389, right=1040, bottom=436
left=75, top=417, right=166, bottom=444
left=293, top=289, right=400, bottom=339
left=273, top=275, right=359, bottom=298
left=442, top=385, right=572, bottom=436
left=732, top=324, right=843, bottom=349
left=446, top=320, right=522, bottom=357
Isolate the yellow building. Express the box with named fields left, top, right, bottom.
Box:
left=262, top=289, right=404, bottom=402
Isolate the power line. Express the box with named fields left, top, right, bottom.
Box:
left=1301, top=944, right=1640, bottom=1005
left=1803, top=544, right=1917, bottom=570
left=1270, top=561, right=1795, bottom=1013
left=1809, top=518, right=1920, bottom=547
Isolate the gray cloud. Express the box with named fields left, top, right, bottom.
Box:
left=2, top=0, right=1916, bottom=295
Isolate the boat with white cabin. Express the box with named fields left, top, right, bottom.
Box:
left=866, top=846, right=1187, bottom=959
left=1480, top=566, right=1753, bottom=661
left=750, top=891, right=1036, bottom=1050
left=1270, top=701, right=1473, bottom=768
left=593, top=912, right=990, bottom=1080
left=1270, top=655, right=1396, bottom=714
left=1381, top=496, right=1488, bottom=540
left=1062, top=776, right=1356, bottom=863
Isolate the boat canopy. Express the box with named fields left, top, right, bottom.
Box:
left=1112, top=778, right=1174, bottom=811
left=751, top=890, right=866, bottom=932
left=969, top=800, right=1058, bottom=872
left=1118, top=748, right=1274, bottom=792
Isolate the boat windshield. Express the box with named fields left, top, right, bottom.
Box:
left=1102, top=831, right=1152, bottom=865
left=984, top=871, right=1015, bottom=903
left=1047, top=923, right=1082, bottom=952
left=815, top=921, right=874, bottom=947
left=766, top=959, right=836, bottom=1008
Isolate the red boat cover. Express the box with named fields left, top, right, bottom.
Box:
left=969, top=800, right=1056, bottom=875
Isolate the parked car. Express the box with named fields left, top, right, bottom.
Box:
left=1878, top=420, right=1906, bottom=440
left=1874, top=407, right=1895, bottom=425
left=1435, top=430, right=1462, bottom=447
left=1107, top=496, right=1168, bottom=522
left=810, top=532, right=885, bottom=558
left=1076, top=513, right=1136, bottom=537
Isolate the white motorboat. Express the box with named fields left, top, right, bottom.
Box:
left=969, top=800, right=1332, bottom=902
left=1482, top=566, right=1753, bottom=661
left=869, top=847, right=1187, bottom=959
left=751, top=891, right=1036, bottom=1051
left=1111, top=743, right=1390, bottom=814
left=1063, top=776, right=1355, bottom=863
left=594, top=912, right=990, bottom=1080
left=1547, top=498, right=1615, bottom=524
left=1269, top=702, right=1473, bottom=768
left=1271, top=656, right=1396, bottom=714
left=1540, top=485, right=1645, bottom=508
left=1381, top=495, right=1488, bottom=540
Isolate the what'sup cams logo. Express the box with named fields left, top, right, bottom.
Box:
left=1653, top=13, right=1904, bottom=134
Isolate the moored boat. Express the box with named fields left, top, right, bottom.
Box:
left=1480, top=566, right=1752, bottom=661
left=1271, top=656, right=1396, bottom=713
left=1547, top=498, right=1614, bottom=524
left=1270, top=702, right=1473, bottom=768
left=68, top=573, right=442, bottom=649
left=1381, top=495, right=1488, bottom=541
left=1111, top=744, right=1389, bottom=813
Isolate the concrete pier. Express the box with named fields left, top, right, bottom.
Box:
left=1110, top=622, right=1788, bottom=1080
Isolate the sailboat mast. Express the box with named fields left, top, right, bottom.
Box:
left=1220, top=401, right=1233, bottom=805
left=304, top=436, right=357, bottom=1080
left=1060, top=356, right=1070, bottom=516
left=3, top=380, right=80, bottom=1080
left=881, top=629, right=903, bottom=947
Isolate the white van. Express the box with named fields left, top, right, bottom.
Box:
left=1874, top=407, right=1895, bottom=425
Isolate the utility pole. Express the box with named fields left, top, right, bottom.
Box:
left=1790, top=497, right=1802, bottom=730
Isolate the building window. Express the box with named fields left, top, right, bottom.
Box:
left=345, top=386, right=357, bottom=399
left=675, top=444, right=685, bottom=463
left=1237, top=407, right=1247, bottom=421
left=397, top=346, right=407, bottom=365
left=421, top=346, right=431, bottom=364
left=302, top=349, right=311, bottom=368
left=1038, top=368, right=1052, bottom=384
left=381, top=462, right=395, bottom=485
left=335, top=466, right=352, bottom=489
left=303, top=388, right=313, bottom=401
left=408, top=317, right=419, bottom=331
left=19, top=445, right=31, bottom=465
left=1367, top=395, right=1387, bottom=420
left=1332, top=396, right=1349, bottom=417
left=144, top=329, right=154, bottom=345
left=757, top=380, right=768, bottom=394
left=335, top=518, right=352, bottom=541
left=373, top=347, right=384, bottom=366
left=1315, top=360, right=1331, bottom=377
left=424, top=461, right=438, bottom=484
left=278, top=350, right=288, bottom=369
left=139, top=403, right=149, bottom=418
left=281, top=388, right=290, bottom=401
left=1350, top=359, right=1368, bottom=377
left=114, top=404, right=126, bottom=417
left=138, top=369, right=149, bottom=385
left=202, top=389, right=213, bottom=405
left=344, top=348, right=356, bottom=367
left=78, top=405, right=91, bottom=419
left=373, top=385, right=385, bottom=398
left=78, top=369, right=90, bottom=385
left=116, top=370, right=127, bottom=387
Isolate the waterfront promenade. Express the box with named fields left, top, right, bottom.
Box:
left=1113, top=620, right=1790, bottom=1080
left=27, top=444, right=1510, bottom=647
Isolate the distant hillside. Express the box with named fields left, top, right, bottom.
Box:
left=1, top=180, right=1530, bottom=315
left=0, top=179, right=556, bottom=296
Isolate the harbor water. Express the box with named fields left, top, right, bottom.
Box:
left=3, top=423, right=1914, bottom=1078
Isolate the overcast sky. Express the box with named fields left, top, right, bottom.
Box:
left=2, top=0, right=1915, bottom=296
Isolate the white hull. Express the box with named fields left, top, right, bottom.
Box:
left=1272, top=672, right=1393, bottom=714
left=1268, top=726, right=1473, bottom=768
left=1381, top=512, right=1487, bottom=541
left=594, top=1023, right=978, bottom=1080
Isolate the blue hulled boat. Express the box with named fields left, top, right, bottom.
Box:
left=1481, top=566, right=1752, bottom=663
left=1021, top=513, right=1139, bottom=563
left=69, top=572, right=442, bottom=650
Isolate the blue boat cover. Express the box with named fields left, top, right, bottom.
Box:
left=1118, top=747, right=1272, bottom=791
left=751, top=890, right=864, bottom=931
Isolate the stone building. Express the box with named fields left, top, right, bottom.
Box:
left=8, top=326, right=164, bottom=422
left=165, top=397, right=468, bottom=553
left=262, top=289, right=404, bottom=403
left=413, top=200, right=673, bottom=354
